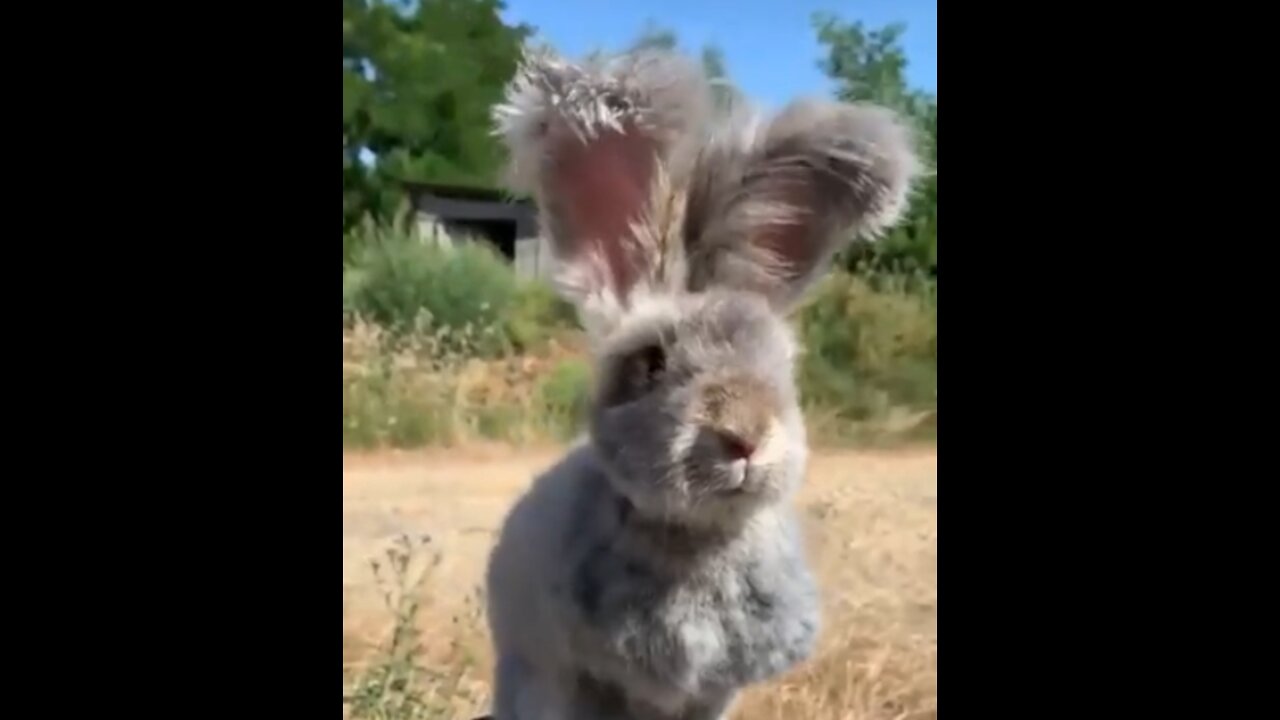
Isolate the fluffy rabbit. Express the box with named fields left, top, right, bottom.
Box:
left=484, top=48, right=921, bottom=720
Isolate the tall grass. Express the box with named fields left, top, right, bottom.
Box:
left=342, top=319, right=590, bottom=448
left=342, top=223, right=936, bottom=449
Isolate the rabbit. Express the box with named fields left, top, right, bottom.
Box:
left=483, top=47, right=921, bottom=720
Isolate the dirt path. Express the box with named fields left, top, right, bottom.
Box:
left=343, top=446, right=938, bottom=719
left=343, top=445, right=937, bottom=638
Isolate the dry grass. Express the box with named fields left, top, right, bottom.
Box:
left=342, top=448, right=937, bottom=719
left=343, top=320, right=592, bottom=448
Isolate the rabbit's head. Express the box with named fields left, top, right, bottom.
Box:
left=495, top=49, right=920, bottom=527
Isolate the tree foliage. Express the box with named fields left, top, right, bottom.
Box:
left=342, top=0, right=531, bottom=232
left=814, top=14, right=937, bottom=274
left=341, top=7, right=936, bottom=274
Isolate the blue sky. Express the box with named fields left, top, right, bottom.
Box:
left=500, top=0, right=937, bottom=111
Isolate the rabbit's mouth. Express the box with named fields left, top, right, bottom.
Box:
left=716, top=477, right=752, bottom=497
left=678, top=419, right=789, bottom=499
left=708, top=460, right=750, bottom=496
left=702, top=457, right=774, bottom=499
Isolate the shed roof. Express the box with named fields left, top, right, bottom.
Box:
left=401, top=180, right=532, bottom=205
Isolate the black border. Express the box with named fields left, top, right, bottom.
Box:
left=941, top=4, right=1223, bottom=716
left=87, top=1, right=334, bottom=714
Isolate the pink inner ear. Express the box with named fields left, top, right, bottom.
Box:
left=750, top=179, right=820, bottom=283
left=550, top=125, right=656, bottom=296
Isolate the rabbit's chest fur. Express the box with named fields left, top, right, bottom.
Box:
left=558, top=480, right=819, bottom=699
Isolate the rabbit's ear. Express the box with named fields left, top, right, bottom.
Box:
left=493, top=49, right=708, bottom=321
left=682, top=99, right=922, bottom=311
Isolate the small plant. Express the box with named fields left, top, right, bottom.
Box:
left=344, top=535, right=493, bottom=720
left=345, top=534, right=444, bottom=720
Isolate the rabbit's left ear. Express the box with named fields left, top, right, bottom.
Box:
left=494, top=49, right=709, bottom=317
left=682, top=99, right=923, bottom=312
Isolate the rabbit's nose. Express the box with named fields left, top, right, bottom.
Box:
left=717, top=430, right=757, bottom=460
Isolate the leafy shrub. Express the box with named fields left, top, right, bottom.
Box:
left=345, top=239, right=515, bottom=353
left=796, top=270, right=937, bottom=442
left=343, top=220, right=577, bottom=357
left=507, top=280, right=580, bottom=352
left=536, top=358, right=593, bottom=441
left=341, top=220, right=937, bottom=449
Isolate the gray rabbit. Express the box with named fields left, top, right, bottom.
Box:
left=484, top=48, right=921, bottom=720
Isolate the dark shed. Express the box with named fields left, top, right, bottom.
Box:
left=402, top=181, right=550, bottom=279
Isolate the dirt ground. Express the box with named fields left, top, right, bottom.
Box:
left=343, top=445, right=938, bottom=719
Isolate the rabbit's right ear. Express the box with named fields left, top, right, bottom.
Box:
left=493, top=49, right=709, bottom=330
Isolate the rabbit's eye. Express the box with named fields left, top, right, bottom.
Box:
left=635, top=344, right=666, bottom=381
left=602, top=344, right=667, bottom=407
left=627, top=344, right=667, bottom=392
left=603, top=93, right=630, bottom=113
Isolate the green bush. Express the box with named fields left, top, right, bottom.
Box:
left=507, top=279, right=580, bottom=351
left=346, top=238, right=514, bottom=351
left=796, top=270, right=937, bottom=442
left=343, top=220, right=577, bottom=357
left=341, top=221, right=937, bottom=449
left=536, top=358, right=593, bottom=441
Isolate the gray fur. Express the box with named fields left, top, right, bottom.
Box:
left=485, top=48, right=919, bottom=719
left=487, top=438, right=818, bottom=720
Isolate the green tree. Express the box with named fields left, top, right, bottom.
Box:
left=343, top=0, right=531, bottom=235
left=813, top=13, right=937, bottom=274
